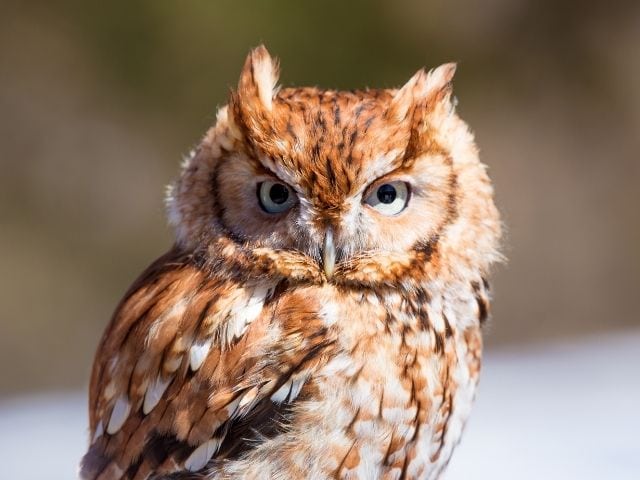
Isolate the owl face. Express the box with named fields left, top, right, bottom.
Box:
left=168, top=47, right=500, bottom=287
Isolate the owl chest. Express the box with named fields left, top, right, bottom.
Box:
left=313, top=291, right=481, bottom=479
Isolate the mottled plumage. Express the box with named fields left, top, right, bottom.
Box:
left=80, top=46, right=501, bottom=480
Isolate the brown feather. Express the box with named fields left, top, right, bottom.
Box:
left=81, top=45, right=501, bottom=480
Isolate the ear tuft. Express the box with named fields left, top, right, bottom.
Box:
left=238, top=45, right=280, bottom=111
left=388, top=68, right=427, bottom=122
left=389, top=63, right=457, bottom=122
left=422, top=62, right=456, bottom=100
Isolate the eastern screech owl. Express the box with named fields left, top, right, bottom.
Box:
left=80, top=46, right=501, bottom=480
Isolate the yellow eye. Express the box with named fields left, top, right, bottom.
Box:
left=364, top=181, right=410, bottom=216
left=257, top=181, right=297, bottom=214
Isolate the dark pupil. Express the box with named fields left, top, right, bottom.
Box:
left=377, top=184, right=397, bottom=204
left=269, top=184, right=289, bottom=204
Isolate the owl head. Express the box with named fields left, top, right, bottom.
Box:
left=167, top=46, right=500, bottom=288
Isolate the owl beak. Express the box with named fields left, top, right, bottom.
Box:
left=322, top=228, right=336, bottom=279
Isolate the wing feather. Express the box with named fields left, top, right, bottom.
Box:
left=80, top=247, right=337, bottom=479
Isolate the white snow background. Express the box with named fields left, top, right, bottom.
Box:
left=1, top=330, right=638, bottom=479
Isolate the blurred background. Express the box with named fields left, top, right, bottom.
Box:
left=1, top=1, right=639, bottom=478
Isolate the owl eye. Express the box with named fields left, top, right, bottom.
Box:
left=364, top=181, right=410, bottom=216
left=257, top=180, right=297, bottom=213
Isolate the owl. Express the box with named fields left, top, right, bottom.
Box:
left=79, top=46, right=501, bottom=480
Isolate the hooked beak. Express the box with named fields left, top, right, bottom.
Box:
left=322, top=228, right=336, bottom=279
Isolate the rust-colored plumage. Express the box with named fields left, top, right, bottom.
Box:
left=80, top=46, right=501, bottom=480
